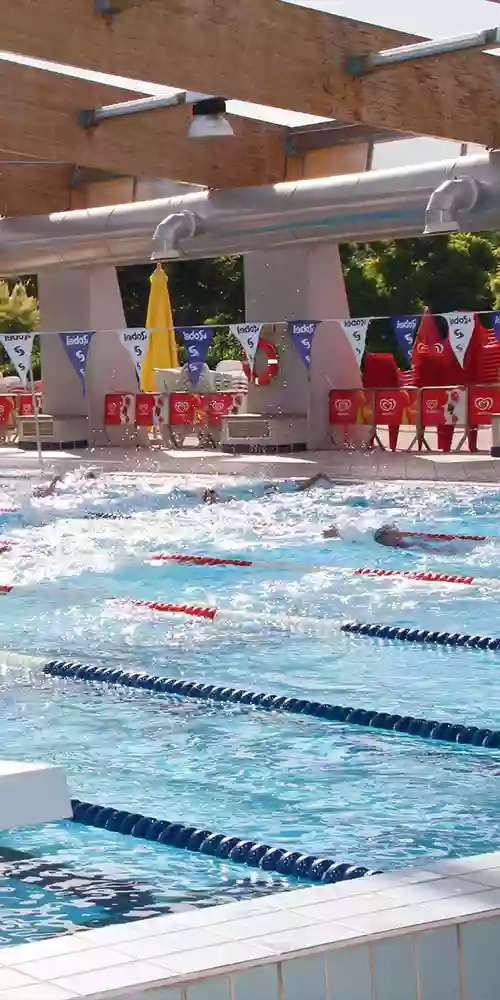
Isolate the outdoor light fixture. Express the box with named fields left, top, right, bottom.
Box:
left=78, top=92, right=234, bottom=138
left=188, top=98, right=235, bottom=139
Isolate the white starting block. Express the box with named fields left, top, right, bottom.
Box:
left=0, top=761, right=71, bottom=831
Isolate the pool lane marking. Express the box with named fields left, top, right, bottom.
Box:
left=150, top=554, right=483, bottom=587
left=70, top=797, right=378, bottom=885
left=29, top=658, right=500, bottom=750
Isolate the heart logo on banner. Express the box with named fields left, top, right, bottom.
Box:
left=338, top=318, right=371, bottom=367
left=229, top=323, right=262, bottom=371
left=441, top=312, right=475, bottom=367
left=0, top=333, right=35, bottom=388
left=119, top=328, right=151, bottom=380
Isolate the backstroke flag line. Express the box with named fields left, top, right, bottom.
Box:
left=59, top=332, right=95, bottom=395
left=119, top=329, right=151, bottom=381
left=391, top=316, right=420, bottom=364
left=229, top=323, right=262, bottom=371
left=0, top=333, right=35, bottom=388
left=442, top=312, right=475, bottom=367
left=338, top=318, right=370, bottom=367
left=287, top=321, right=320, bottom=370
left=178, top=326, right=213, bottom=385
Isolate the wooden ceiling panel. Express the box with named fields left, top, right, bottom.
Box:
left=0, top=62, right=286, bottom=188
left=2, top=0, right=500, bottom=145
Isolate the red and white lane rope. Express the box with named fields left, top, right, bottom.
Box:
left=149, top=553, right=479, bottom=587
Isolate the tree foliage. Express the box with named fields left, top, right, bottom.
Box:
left=0, top=280, right=40, bottom=377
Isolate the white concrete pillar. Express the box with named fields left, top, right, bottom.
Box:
left=244, top=244, right=361, bottom=449
left=38, top=266, right=138, bottom=445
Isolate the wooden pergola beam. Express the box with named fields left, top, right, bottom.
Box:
left=0, top=159, right=74, bottom=217
left=0, top=62, right=286, bottom=190
left=2, top=0, right=500, bottom=145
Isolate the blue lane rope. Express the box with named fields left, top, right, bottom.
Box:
left=70, top=798, right=378, bottom=884
left=340, top=621, right=500, bottom=651
left=43, top=661, right=500, bottom=748
left=84, top=513, right=132, bottom=520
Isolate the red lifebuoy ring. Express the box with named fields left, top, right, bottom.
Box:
left=243, top=338, right=279, bottom=387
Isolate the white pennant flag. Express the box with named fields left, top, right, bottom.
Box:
left=119, top=328, right=151, bottom=380
left=338, top=318, right=370, bottom=367
left=442, top=312, right=475, bottom=367
left=0, top=333, right=35, bottom=387
left=229, top=323, right=263, bottom=371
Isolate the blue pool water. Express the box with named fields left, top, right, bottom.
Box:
left=2, top=472, right=500, bottom=945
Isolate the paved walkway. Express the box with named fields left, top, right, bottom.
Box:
left=1, top=442, right=499, bottom=484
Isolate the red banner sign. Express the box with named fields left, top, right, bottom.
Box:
left=136, top=393, right=168, bottom=427
left=169, top=393, right=201, bottom=427
left=468, top=387, right=500, bottom=425
left=104, top=393, right=136, bottom=426
left=420, top=387, right=467, bottom=427
left=329, top=390, right=373, bottom=426
left=0, top=395, right=15, bottom=426
left=204, top=393, right=242, bottom=427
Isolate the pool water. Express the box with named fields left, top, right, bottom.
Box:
left=1, top=473, right=500, bottom=945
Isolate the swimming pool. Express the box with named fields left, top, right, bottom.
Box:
left=2, top=473, right=500, bottom=946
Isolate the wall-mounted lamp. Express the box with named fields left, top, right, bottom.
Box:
left=78, top=91, right=234, bottom=139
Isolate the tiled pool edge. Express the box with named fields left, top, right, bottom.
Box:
left=2, top=853, right=500, bottom=998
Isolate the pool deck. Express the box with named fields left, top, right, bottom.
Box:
left=1, top=850, right=500, bottom=998
left=1, top=443, right=500, bottom=485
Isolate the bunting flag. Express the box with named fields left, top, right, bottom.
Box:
left=0, top=333, right=35, bottom=388
left=119, top=329, right=151, bottom=381
left=391, top=315, right=420, bottom=364
left=287, top=321, right=320, bottom=370
left=491, top=312, right=500, bottom=341
left=442, top=312, right=475, bottom=367
left=59, top=332, right=94, bottom=395
left=338, top=318, right=370, bottom=367
left=229, top=323, right=262, bottom=372
left=178, top=326, right=213, bottom=385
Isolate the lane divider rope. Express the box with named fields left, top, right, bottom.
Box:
left=151, top=553, right=477, bottom=586
left=341, top=621, right=500, bottom=651
left=70, top=797, right=378, bottom=884
left=42, top=660, right=500, bottom=748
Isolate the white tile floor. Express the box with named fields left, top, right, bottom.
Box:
left=1, top=852, right=500, bottom=997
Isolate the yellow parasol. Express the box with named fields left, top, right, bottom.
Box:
left=140, top=264, right=179, bottom=392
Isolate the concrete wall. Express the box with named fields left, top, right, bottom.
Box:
left=38, top=265, right=138, bottom=444
left=244, top=243, right=361, bottom=449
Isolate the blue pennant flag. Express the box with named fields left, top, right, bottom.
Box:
left=491, top=312, right=500, bottom=341
left=178, top=326, right=213, bottom=385
left=391, top=315, right=420, bottom=363
left=287, top=321, right=320, bottom=370
left=59, top=331, right=95, bottom=395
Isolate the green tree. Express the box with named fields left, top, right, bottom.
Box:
left=340, top=233, right=499, bottom=365
left=0, top=280, right=40, bottom=377
left=118, top=257, right=245, bottom=367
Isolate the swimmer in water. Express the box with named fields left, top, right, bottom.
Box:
left=32, top=469, right=98, bottom=499
left=202, top=488, right=219, bottom=505
left=296, top=473, right=336, bottom=492
left=321, top=521, right=447, bottom=552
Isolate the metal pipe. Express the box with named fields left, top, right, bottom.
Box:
left=1, top=152, right=500, bottom=273
left=78, top=91, right=211, bottom=128
left=423, top=176, right=481, bottom=234
left=346, top=27, right=500, bottom=76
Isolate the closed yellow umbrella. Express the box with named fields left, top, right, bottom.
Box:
left=140, top=264, right=179, bottom=392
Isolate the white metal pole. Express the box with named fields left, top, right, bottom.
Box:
left=28, top=363, right=44, bottom=474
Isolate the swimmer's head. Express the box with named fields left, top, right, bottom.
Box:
left=374, top=522, right=399, bottom=543
left=84, top=470, right=97, bottom=480
left=203, top=488, right=218, bottom=505
left=322, top=524, right=341, bottom=540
